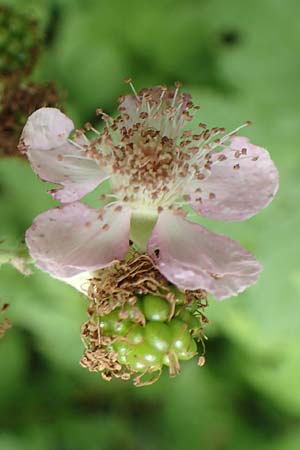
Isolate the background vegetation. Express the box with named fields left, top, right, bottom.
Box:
left=0, top=0, right=300, bottom=449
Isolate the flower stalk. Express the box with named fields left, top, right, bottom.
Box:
left=130, top=209, right=159, bottom=252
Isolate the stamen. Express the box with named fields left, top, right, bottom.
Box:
left=212, top=121, right=252, bottom=149
left=68, top=138, right=84, bottom=150
left=85, top=122, right=100, bottom=136
left=124, top=77, right=140, bottom=101
left=171, top=81, right=182, bottom=108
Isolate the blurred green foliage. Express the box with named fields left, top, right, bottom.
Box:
left=1, top=0, right=300, bottom=449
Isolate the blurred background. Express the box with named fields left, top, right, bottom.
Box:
left=0, top=0, right=300, bottom=449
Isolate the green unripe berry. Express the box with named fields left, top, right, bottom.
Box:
left=99, top=315, right=111, bottom=334
left=117, top=353, right=128, bottom=365
left=176, top=339, right=197, bottom=361
left=113, top=340, right=131, bottom=355
left=177, top=310, right=201, bottom=331
left=143, top=294, right=170, bottom=322
left=126, top=343, right=162, bottom=372
left=100, top=310, right=131, bottom=336
left=126, top=325, right=145, bottom=345
left=122, top=302, right=144, bottom=321
left=169, top=319, right=194, bottom=354
left=113, top=318, right=131, bottom=336
left=145, top=322, right=172, bottom=353
left=112, top=340, right=132, bottom=365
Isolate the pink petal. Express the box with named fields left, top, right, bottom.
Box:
left=26, top=202, right=131, bottom=278
left=148, top=211, right=262, bottom=300
left=187, top=137, right=279, bottom=221
left=21, top=107, right=74, bottom=150
left=21, top=108, right=107, bottom=202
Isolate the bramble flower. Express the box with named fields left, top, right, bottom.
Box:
left=20, top=83, right=279, bottom=384
left=20, top=82, right=278, bottom=300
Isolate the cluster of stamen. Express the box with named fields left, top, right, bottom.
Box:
left=70, top=80, right=253, bottom=211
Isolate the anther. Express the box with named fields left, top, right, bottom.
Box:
left=139, top=112, right=149, bottom=119
left=124, top=77, right=140, bottom=101
left=85, top=122, right=100, bottom=135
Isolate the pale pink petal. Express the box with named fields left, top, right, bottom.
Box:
left=26, top=202, right=131, bottom=278
left=21, top=107, right=74, bottom=150
left=148, top=211, right=262, bottom=300
left=187, top=137, right=279, bottom=221
left=21, top=108, right=107, bottom=202
left=29, top=141, right=108, bottom=203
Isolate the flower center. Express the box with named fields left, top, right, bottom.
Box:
left=73, top=82, right=251, bottom=215
left=87, top=84, right=197, bottom=209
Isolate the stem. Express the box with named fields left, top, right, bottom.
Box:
left=0, top=242, right=33, bottom=275
left=130, top=209, right=158, bottom=253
